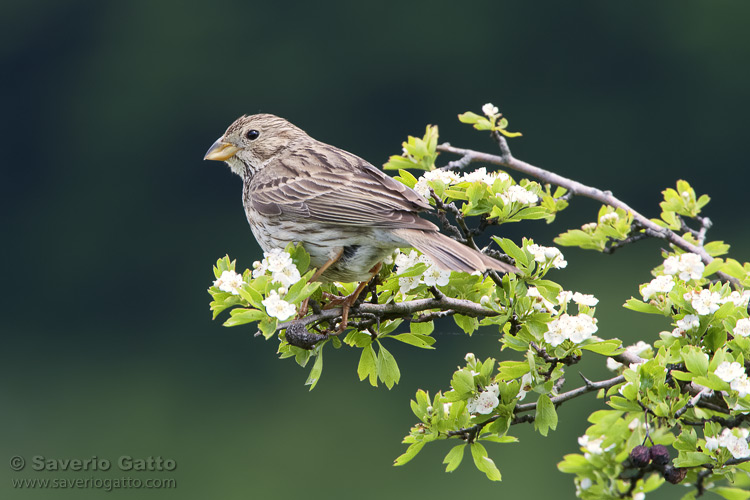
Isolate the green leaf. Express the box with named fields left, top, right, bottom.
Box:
left=391, top=333, right=435, bottom=349
left=395, top=169, right=419, bottom=188
left=470, top=442, right=502, bottom=481
left=305, top=348, right=324, bottom=391
left=623, top=298, right=664, bottom=315
left=704, top=241, right=730, bottom=257
left=443, top=444, right=465, bottom=472
left=497, top=361, right=530, bottom=381
left=534, top=394, right=558, bottom=436
left=458, top=111, right=482, bottom=124
left=394, top=442, right=425, bottom=466
left=357, top=343, right=378, bottom=386
left=451, top=369, right=475, bottom=395
left=682, top=346, right=708, bottom=376
left=557, top=453, right=590, bottom=474
left=480, top=435, right=518, bottom=444
left=493, top=237, right=528, bottom=268
left=223, top=308, right=266, bottom=327
left=454, top=314, right=479, bottom=335
left=579, top=339, right=624, bottom=356
left=257, top=317, right=278, bottom=339
left=673, top=451, right=710, bottom=467
left=712, top=487, right=750, bottom=500
left=377, top=343, right=401, bottom=389
left=285, top=281, right=320, bottom=305
left=238, top=285, right=264, bottom=310
left=410, top=321, right=434, bottom=335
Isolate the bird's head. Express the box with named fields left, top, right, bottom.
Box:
left=204, top=114, right=308, bottom=178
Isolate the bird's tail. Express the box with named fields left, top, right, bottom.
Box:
left=392, top=229, right=519, bottom=275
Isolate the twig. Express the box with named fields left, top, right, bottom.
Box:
left=273, top=295, right=502, bottom=338
left=436, top=139, right=738, bottom=284
left=447, top=373, right=626, bottom=441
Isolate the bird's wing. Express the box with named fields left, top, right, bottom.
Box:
left=248, top=145, right=436, bottom=230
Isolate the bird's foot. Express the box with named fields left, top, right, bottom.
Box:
left=322, top=287, right=367, bottom=334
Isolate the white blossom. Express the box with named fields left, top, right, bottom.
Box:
left=462, top=167, right=496, bottom=185
left=271, top=265, right=301, bottom=288
left=598, top=212, right=619, bottom=224
left=734, top=318, right=750, bottom=338
left=607, top=357, right=623, bottom=371
left=467, top=384, right=500, bottom=414
left=717, top=429, right=750, bottom=459
left=581, top=222, right=597, bottom=232
left=214, top=270, right=245, bottom=295
left=422, top=265, right=451, bottom=287
left=264, top=248, right=294, bottom=273
left=482, top=103, right=499, bottom=117
left=252, top=249, right=301, bottom=288
left=498, top=184, right=539, bottom=205
left=528, top=287, right=557, bottom=313
left=579, top=477, right=592, bottom=490
left=714, top=361, right=746, bottom=383
left=627, top=341, right=651, bottom=357
left=393, top=249, right=452, bottom=293
left=413, top=169, right=461, bottom=198
left=544, top=313, right=598, bottom=346
left=669, top=327, right=685, bottom=338
left=663, top=253, right=704, bottom=281
left=705, top=435, right=719, bottom=451
left=394, top=249, right=422, bottom=270
left=684, top=289, right=722, bottom=315
left=628, top=418, right=642, bottom=431
left=567, top=315, right=598, bottom=343
left=516, top=372, right=534, bottom=401
left=557, top=290, right=573, bottom=308
left=640, top=275, right=675, bottom=301
left=676, top=314, right=700, bottom=332
left=731, top=374, right=750, bottom=398
left=722, top=290, right=750, bottom=308
left=633, top=493, right=645, bottom=500
left=261, top=290, right=296, bottom=320
left=464, top=352, right=476, bottom=363
left=572, top=292, right=599, bottom=306
left=727, top=438, right=750, bottom=459
left=526, top=243, right=567, bottom=269
left=252, top=260, right=267, bottom=278
left=398, top=275, right=421, bottom=294
left=577, top=435, right=611, bottom=456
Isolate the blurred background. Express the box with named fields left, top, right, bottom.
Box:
left=2, top=1, right=750, bottom=498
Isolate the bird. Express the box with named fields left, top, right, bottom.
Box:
left=204, top=114, right=518, bottom=327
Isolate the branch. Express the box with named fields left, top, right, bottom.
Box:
left=269, top=295, right=504, bottom=343
left=436, top=140, right=737, bottom=284
left=446, top=373, right=625, bottom=441
left=515, top=373, right=625, bottom=414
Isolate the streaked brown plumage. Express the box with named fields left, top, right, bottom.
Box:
left=204, top=114, right=518, bottom=283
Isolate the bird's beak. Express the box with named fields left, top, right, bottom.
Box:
left=204, top=137, right=240, bottom=161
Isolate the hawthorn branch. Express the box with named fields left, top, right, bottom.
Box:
left=436, top=138, right=737, bottom=285
left=269, top=295, right=503, bottom=342
left=446, top=373, right=625, bottom=441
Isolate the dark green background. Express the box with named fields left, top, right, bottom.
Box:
left=3, top=1, right=749, bottom=499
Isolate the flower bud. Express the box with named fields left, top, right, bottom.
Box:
left=629, top=445, right=651, bottom=468
left=649, top=444, right=670, bottom=465
left=464, top=353, right=476, bottom=363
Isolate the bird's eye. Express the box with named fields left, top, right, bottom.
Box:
left=245, top=129, right=260, bottom=140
